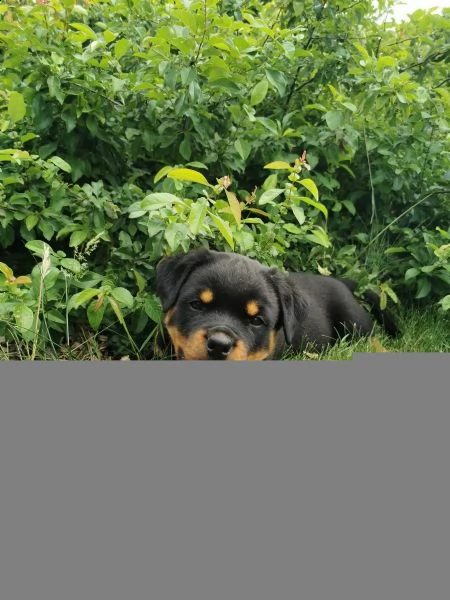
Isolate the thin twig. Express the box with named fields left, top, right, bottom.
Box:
left=363, top=125, right=377, bottom=225
left=192, top=0, right=208, bottom=66
left=368, top=190, right=450, bottom=246
left=285, top=1, right=328, bottom=109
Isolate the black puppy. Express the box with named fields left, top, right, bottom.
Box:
left=156, top=249, right=398, bottom=360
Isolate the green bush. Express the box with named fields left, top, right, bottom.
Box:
left=1, top=0, right=449, bottom=354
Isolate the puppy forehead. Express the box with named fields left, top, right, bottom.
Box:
left=188, top=258, right=274, bottom=300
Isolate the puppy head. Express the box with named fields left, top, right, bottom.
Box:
left=156, top=250, right=297, bottom=360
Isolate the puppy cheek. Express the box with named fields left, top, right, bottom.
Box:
left=247, top=331, right=277, bottom=361
left=166, top=326, right=208, bottom=360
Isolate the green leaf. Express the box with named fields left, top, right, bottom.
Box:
left=341, top=200, right=356, bottom=216
left=38, top=220, right=54, bottom=241
left=258, top=188, right=285, bottom=206
left=188, top=201, right=208, bottom=235
left=291, top=205, right=305, bottom=225
left=240, top=218, right=264, bottom=225
left=303, top=103, right=328, bottom=112
left=60, top=258, right=83, bottom=274
left=68, top=288, right=100, bottom=312
left=283, top=223, right=302, bottom=234
left=353, top=43, right=370, bottom=60
left=167, top=168, right=211, bottom=187
left=164, top=223, right=189, bottom=252
left=384, top=247, right=407, bottom=255
left=264, top=161, right=291, bottom=170
left=47, top=75, right=64, bottom=104
left=108, top=297, right=125, bottom=325
left=87, top=298, right=106, bottom=331
left=405, top=268, right=420, bottom=281
left=325, top=110, right=343, bottom=130
left=12, top=276, right=32, bottom=286
left=209, top=213, right=234, bottom=249
left=295, top=196, right=328, bottom=219
left=179, top=138, right=192, bottom=161
left=234, top=230, right=255, bottom=252
left=342, top=101, right=357, bottom=113
left=0, top=262, right=14, bottom=280
left=69, top=230, right=88, bottom=247
left=421, top=265, right=436, bottom=274
left=133, top=269, right=146, bottom=294
left=20, top=133, right=38, bottom=144
left=256, top=117, right=278, bottom=135
left=415, top=278, right=431, bottom=299
left=25, top=240, right=55, bottom=258
left=103, top=30, right=117, bottom=43
left=144, top=296, right=163, bottom=323
left=383, top=286, right=399, bottom=304
left=245, top=208, right=270, bottom=218
left=262, top=174, right=278, bottom=190
left=0, top=149, right=31, bottom=162
left=49, top=156, right=72, bottom=173
left=186, top=162, right=208, bottom=169
left=225, top=191, right=241, bottom=225
left=265, top=69, right=286, bottom=97
left=25, top=214, right=39, bottom=231
left=154, top=166, right=173, bottom=183
left=115, top=38, right=131, bottom=59
left=70, top=22, right=96, bottom=39
left=234, top=139, right=251, bottom=161
left=141, top=193, right=182, bottom=210
left=46, top=310, right=67, bottom=325
left=14, top=304, right=34, bottom=340
left=110, top=287, right=134, bottom=308
left=39, top=266, right=59, bottom=290
left=438, top=295, right=450, bottom=311
left=8, top=92, right=27, bottom=123
left=305, top=227, right=331, bottom=248
left=250, top=79, right=269, bottom=106
left=298, top=178, right=319, bottom=201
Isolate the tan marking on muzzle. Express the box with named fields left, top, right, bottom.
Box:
left=166, top=325, right=208, bottom=360
left=247, top=331, right=277, bottom=361
left=227, top=340, right=248, bottom=361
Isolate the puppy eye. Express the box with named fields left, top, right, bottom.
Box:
left=190, top=300, right=204, bottom=311
left=250, top=316, right=264, bottom=327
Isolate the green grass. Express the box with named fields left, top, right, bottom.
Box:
left=286, top=307, right=450, bottom=360
left=1, top=307, right=449, bottom=360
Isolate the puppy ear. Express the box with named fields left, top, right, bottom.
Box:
left=156, top=249, right=214, bottom=311
left=265, top=268, right=301, bottom=346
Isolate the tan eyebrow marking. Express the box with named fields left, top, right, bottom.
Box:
left=246, top=300, right=259, bottom=316
left=199, top=289, right=214, bottom=304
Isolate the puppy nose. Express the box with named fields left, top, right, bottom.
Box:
left=206, top=330, right=235, bottom=359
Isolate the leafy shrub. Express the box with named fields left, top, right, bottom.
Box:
left=0, top=0, right=449, bottom=354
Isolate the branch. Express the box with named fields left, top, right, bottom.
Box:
left=399, top=47, right=450, bottom=73
left=285, top=1, right=328, bottom=108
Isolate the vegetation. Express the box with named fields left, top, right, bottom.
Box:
left=1, top=0, right=449, bottom=359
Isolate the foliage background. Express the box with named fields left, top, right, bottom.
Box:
left=0, top=0, right=449, bottom=356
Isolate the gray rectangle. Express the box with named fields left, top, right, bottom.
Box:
left=1, top=359, right=449, bottom=600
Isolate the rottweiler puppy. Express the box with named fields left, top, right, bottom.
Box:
left=156, top=249, right=399, bottom=360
